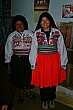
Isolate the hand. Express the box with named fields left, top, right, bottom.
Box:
left=33, top=63, right=37, bottom=71
left=61, top=66, right=64, bottom=70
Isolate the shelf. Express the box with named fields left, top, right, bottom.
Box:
left=67, top=48, right=73, bottom=51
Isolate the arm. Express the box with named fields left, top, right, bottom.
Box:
left=29, top=32, right=38, bottom=70
left=5, top=34, right=14, bottom=74
left=57, top=31, right=68, bottom=69
left=5, top=34, right=13, bottom=63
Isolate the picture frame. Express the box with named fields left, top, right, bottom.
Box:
left=62, top=4, right=73, bottom=18
left=33, top=0, right=50, bottom=22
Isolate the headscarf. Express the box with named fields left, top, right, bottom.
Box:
left=12, top=15, right=28, bottom=31
left=35, top=12, right=57, bottom=31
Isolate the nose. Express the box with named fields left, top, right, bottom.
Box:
left=43, top=20, right=47, bottom=24
left=18, top=24, right=22, bottom=27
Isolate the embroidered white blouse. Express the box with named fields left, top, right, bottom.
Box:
left=29, top=28, right=68, bottom=69
left=5, top=30, right=35, bottom=63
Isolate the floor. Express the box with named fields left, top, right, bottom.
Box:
left=0, top=57, right=73, bottom=110
left=13, top=89, right=73, bottom=110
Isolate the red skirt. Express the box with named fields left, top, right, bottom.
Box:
left=31, top=52, right=66, bottom=88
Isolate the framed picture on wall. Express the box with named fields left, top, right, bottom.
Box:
left=62, top=4, right=73, bottom=18
left=33, top=0, right=50, bottom=22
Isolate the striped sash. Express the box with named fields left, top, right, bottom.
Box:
left=38, top=44, right=57, bottom=54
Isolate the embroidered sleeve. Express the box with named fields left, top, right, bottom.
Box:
left=57, top=30, right=68, bottom=69
left=5, top=33, right=13, bottom=63
left=29, top=31, right=38, bottom=69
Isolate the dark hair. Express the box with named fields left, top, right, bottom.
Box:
left=12, top=15, right=28, bottom=31
left=35, top=12, right=57, bottom=31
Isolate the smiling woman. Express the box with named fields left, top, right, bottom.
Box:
left=30, top=12, right=68, bottom=109
left=5, top=15, right=35, bottom=103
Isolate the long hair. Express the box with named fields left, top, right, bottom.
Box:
left=35, top=12, right=57, bottom=31
left=12, top=15, right=28, bottom=31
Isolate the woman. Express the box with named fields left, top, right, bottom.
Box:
left=5, top=15, right=34, bottom=103
left=30, top=12, right=68, bottom=109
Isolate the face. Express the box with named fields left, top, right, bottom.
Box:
left=15, top=21, right=24, bottom=32
left=40, top=17, right=50, bottom=31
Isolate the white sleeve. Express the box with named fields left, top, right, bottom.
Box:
left=29, top=32, right=38, bottom=69
left=57, top=31, right=68, bottom=69
left=5, top=34, right=13, bottom=63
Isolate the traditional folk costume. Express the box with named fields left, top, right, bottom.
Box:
left=5, top=30, right=34, bottom=90
left=30, top=28, right=68, bottom=88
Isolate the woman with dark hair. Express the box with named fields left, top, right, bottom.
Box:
left=12, top=15, right=28, bottom=31
left=30, top=12, right=68, bottom=109
left=35, top=12, right=57, bottom=31
left=5, top=15, right=34, bottom=103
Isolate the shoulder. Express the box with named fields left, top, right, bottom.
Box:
left=51, top=27, right=60, bottom=32
left=23, top=30, right=33, bottom=36
left=7, top=31, right=17, bottom=38
left=6, top=31, right=18, bottom=42
left=51, top=28, right=62, bottom=36
left=34, top=29, right=41, bottom=33
left=34, top=29, right=41, bottom=35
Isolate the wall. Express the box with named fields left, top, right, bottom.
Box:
left=11, top=0, right=73, bottom=31
left=0, top=0, right=2, bottom=16
left=49, top=0, right=73, bottom=22
left=11, top=0, right=34, bottom=31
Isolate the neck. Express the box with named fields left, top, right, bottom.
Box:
left=42, top=27, right=51, bottom=32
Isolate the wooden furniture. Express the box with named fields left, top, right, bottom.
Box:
left=57, top=22, right=73, bottom=89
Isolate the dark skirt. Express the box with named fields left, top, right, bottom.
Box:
left=10, top=55, right=34, bottom=90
